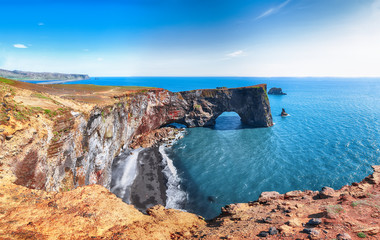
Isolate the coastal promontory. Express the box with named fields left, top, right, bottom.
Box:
left=0, top=68, right=90, bottom=81
left=1, top=78, right=379, bottom=239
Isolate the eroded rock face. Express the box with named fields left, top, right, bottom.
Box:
left=174, top=85, right=273, bottom=127
left=1, top=83, right=272, bottom=191
left=1, top=80, right=380, bottom=239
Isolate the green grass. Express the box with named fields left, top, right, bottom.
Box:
left=0, top=112, right=9, bottom=124
left=326, top=204, right=345, bottom=214
left=357, top=232, right=366, bottom=238
left=0, top=77, right=16, bottom=85
left=14, top=111, right=28, bottom=121
left=351, top=199, right=380, bottom=209
left=52, top=131, right=62, bottom=142
left=44, top=109, right=57, bottom=117
left=30, top=106, right=43, bottom=112
left=32, top=93, right=51, bottom=100
left=194, top=104, right=201, bottom=110
left=351, top=201, right=360, bottom=207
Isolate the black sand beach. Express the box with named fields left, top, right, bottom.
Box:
left=110, top=147, right=168, bottom=212
left=130, top=147, right=168, bottom=212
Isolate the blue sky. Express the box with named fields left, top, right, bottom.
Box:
left=1, top=0, right=380, bottom=76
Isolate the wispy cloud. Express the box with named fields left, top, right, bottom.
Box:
left=256, top=0, right=291, bottom=20
left=97, top=57, right=104, bottom=61
left=38, top=22, right=44, bottom=26
left=226, top=50, right=244, bottom=58
left=13, top=44, right=28, bottom=49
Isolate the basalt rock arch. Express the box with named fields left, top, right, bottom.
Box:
left=162, top=84, right=273, bottom=128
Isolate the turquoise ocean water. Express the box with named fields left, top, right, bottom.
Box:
left=33, top=77, right=380, bottom=219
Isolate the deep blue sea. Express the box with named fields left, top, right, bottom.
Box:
left=33, top=77, right=380, bottom=219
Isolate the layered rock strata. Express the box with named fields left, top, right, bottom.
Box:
left=0, top=80, right=272, bottom=193
left=1, top=79, right=379, bottom=239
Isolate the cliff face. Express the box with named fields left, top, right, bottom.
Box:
left=0, top=68, right=90, bottom=81
left=0, top=80, right=272, bottom=192
left=1, top=79, right=380, bottom=239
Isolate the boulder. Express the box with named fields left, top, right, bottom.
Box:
left=268, top=227, right=278, bottom=235
left=284, top=190, right=303, bottom=199
left=259, top=191, right=281, bottom=203
left=258, top=231, right=268, bottom=237
left=318, top=187, right=335, bottom=199
left=286, top=218, right=302, bottom=227
left=278, top=225, right=293, bottom=235
left=307, top=218, right=322, bottom=226
left=303, top=228, right=320, bottom=236
left=337, top=233, right=352, bottom=240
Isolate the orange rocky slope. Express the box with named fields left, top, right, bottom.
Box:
left=0, top=166, right=378, bottom=239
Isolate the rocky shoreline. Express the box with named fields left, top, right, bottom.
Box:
left=1, top=78, right=379, bottom=239
left=112, top=127, right=186, bottom=213
left=0, top=164, right=378, bottom=239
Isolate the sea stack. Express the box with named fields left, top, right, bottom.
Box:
left=268, top=87, right=287, bottom=95
left=281, top=108, right=289, bottom=117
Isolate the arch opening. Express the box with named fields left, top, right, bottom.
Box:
left=165, top=122, right=187, bottom=129
left=213, top=111, right=243, bottom=130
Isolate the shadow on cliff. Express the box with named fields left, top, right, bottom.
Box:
left=207, top=113, right=255, bottom=131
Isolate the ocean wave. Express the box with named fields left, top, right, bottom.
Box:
left=159, top=145, right=188, bottom=210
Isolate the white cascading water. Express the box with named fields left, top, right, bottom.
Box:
left=110, top=148, right=143, bottom=203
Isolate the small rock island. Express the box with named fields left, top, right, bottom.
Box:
left=281, top=108, right=289, bottom=117
left=268, top=87, right=287, bottom=95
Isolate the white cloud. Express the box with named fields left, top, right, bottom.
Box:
left=226, top=50, right=244, bottom=58
left=256, top=0, right=291, bottom=20
left=97, top=57, right=104, bottom=61
left=38, top=22, right=44, bottom=26
left=13, top=44, right=28, bottom=49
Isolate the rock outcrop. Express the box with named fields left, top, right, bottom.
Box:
left=175, top=84, right=273, bottom=127
left=268, top=87, right=287, bottom=95
left=281, top=108, right=289, bottom=116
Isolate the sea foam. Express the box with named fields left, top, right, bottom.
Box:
left=160, top=143, right=188, bottom=209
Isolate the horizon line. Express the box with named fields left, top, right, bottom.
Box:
left=90, top=75, right=380, bottom=79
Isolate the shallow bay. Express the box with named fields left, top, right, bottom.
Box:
left=52, top=77, right=380, bottom=219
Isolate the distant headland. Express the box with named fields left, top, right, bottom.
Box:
left=0, top=68, right=90, bottom=81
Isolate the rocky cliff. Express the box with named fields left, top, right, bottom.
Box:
left=1, top=78, right=379, bottom=239
left=0, top=68, right=90, bottom=81
left=0, top=79, right=272, bottom=192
